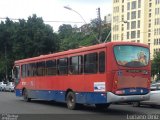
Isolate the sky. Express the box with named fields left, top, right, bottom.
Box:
left=0, top=0, right=112, bottom=32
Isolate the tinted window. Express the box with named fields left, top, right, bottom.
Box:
left=46, top=60, right=57, bottom=75
left=114, top=45, right=149, bottom=67
left=99, top=52, right=105, bottom=73
left=37, top=61, right=45, bottom=76
left=84, top=53, right=98, bottom=74
left=58, top=58, right=68, bottom=75
left=69, top=56, right=83, bottom=74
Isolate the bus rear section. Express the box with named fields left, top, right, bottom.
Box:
left=106, top=44, right=150, bottom=103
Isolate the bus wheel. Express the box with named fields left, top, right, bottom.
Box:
left=95, top=103, right=110, bottom=110
left=23, top=89, right=31, bottom=102
left=66, top=92, right=77, bottom=110
left=132, top=102, right=140, bottom=107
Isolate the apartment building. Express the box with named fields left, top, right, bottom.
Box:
left=112, top=0, right=160, bottom=59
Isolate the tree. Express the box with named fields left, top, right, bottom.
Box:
left=151, top=52, right=160, bottom=81
left=0, top=14, right=60, bottom=81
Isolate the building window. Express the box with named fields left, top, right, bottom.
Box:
left=122, top=5, right=124, bottom=12
left=127, top=2, right=130, bottom=10
left=138, top=10, right=141, bottom=18
left=137, top=20, right=140, bottom=28
left=131, top=31, right=136, bottom=39
left=131, top=21, right=136, bottom=29
left=127, top=32, right=130, bottom=39
left=138, top=0, right=141, bottom=8
left=127, top=12, right=130, bottom=20
left=131, top=11, right=136, bottom=19
left=131, top=1, right=136, bottom=9
left=137, top=30, right=140, bottom=38
left=127, top=22, right=130, bottom=30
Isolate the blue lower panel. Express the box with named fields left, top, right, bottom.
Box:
left=29, top=90, right=66, bottom=102
left=15, top=89, right=107, bottom=104
left=76, top=92, right=107, bottom=104
left=15, top=89, right=22, bottom=97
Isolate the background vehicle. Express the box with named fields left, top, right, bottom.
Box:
left=150, top=81, right=160, bottom=91
left=13, top=42, right=151, bottom=110
left=132, top=90, right=160, bottom=107
left=4, top=82, right=15, bottom=92
left=0, top=82, right=7, bottom=91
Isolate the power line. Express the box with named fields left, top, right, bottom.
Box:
left=0, top=17, right=84, bottom=24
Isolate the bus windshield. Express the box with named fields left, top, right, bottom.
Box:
left=114, top=45, right=149, bottom=67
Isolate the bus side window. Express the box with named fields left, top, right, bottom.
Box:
left=99, top=51, right=105, bottom=73
left=21, top=64, right=26, bottom=78
left=13, top=66, right=20, bottom=84
left=58, top=58, right=68, bottom=75
left=46, top=60, right=57, bottom=76
left=69, top=56, right=79, bottom=74
left=84, top=53, right=98, bottom=74
left=37, top=61, right=45, bottom=76
left=78, top=56, right=83, bottom=74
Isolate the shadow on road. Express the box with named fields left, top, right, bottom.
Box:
left=18, top=99, right=142, bottom=115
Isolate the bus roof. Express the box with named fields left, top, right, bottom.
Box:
left=15, top=42, right=149, bottom=64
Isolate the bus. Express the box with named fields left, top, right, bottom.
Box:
left=13, top=42, right=151, bottom=110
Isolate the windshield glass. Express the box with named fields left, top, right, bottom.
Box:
left=114, top=45, right=149, bottom=67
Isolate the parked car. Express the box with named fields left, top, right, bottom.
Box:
left=4, top=82, right=15, bottom=92
left=132, top=83, right=160, bottom=107
left=0, top=82, right=7, bottom=91
left=150, top=82, right=160, bottom=91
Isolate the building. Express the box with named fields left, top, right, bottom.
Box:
left=103, top=14, right=112, bottom=24
left=112, top=0, right=160, bottom=59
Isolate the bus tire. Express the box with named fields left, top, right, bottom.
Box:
left=95, top=103, right=110, bottom=110
left=23, top=89, right=31, bottom=102
left=66, top=91, right=77, bottom=110
left=132, top=102, right=140, bottom=107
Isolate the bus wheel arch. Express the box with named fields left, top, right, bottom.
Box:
left=65, top=89, right=78, bottom=110
left=22, top=88, right=31, bottom=102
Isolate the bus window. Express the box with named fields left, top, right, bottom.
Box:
left=21, top=64, right=26, bottom=78
left=78, top=56, right=83, bottom=74
left=37, top=61, right=45, bottom=76
left=58, top=58, right=68, bottom=75
left=114, top=45, right=149, bottom=67
left=69, top=56, right=79, bottom=74
left=46, top=60, right=57, bottom=75
left=84, top=53, right=98, bottom=74
left=13, top=66, right=20, bottom=85
left=99, top=52, right=105, bottom=73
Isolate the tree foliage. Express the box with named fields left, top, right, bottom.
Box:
left=151, top=52, right=160, bottom=81
left=0, top=14, right=111, bottom=81
left=0, top=14, right=59, bottom=80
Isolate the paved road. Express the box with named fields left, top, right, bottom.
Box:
left=0, top=92, right=160, bottom=120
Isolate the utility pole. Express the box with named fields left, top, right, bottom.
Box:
left=97, top=8, right=102, bottom=43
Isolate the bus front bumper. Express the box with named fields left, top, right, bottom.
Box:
left=107, top=92, right=150, bottom=103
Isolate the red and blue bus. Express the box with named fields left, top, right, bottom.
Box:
left=13, top=42, right=151, bottom=109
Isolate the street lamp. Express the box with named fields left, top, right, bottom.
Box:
left=104, top=20, right=128, bottom=43
left=64, top=6, right=87, bottom=24
left=64, top=6, right=100, bottom=43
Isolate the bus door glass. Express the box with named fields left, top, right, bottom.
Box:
left=13, top=66, right=20, bottom=86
